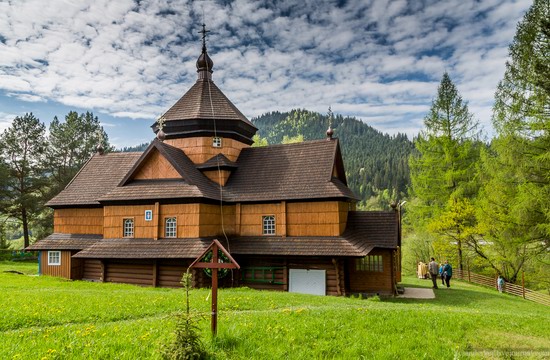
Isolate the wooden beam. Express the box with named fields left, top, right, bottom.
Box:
left=332, top=258, right=341, bottom=296
left=154, top=202, right=160, bottom=240
left=281, top=201, right=287, bottom=237
left=152, top=260, right=158, bottom=287
left=100, top=260, right=105, bottom=283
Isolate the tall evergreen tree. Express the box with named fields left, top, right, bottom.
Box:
left=409, top=73, right=481, bottom=270
left=0, top=113, right=47, bottom=248
left=46, top=111, right=109, bottom=197
left=477, top=0, right=550, bottom=282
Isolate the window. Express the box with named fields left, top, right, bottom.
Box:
left=123, top=218, right=134, bottom=238
left=262, top=215, right=275, bottom=235
left=48, top=251, right=61, bottom=266
left=165, top=217, right=177, bottom=238
left=212, top=136, right=222, bottom=148
left=356, top=255, right=383, bottom=272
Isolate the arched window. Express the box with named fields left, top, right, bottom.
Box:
left=262, top=215, right=275, bottom=235
left=165, top=217, right=177, bottom=238
left=123, top=218, right=134, bottom=238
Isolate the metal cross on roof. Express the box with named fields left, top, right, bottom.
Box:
left=199, top=23, right=210, bottom=52
left=157, top=116, right=166, bottom=131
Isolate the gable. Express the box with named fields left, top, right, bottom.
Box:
left=132, top=148, right=181, bottom=180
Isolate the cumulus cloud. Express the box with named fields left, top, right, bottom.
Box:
left=0, top=0, right=531, bottom=140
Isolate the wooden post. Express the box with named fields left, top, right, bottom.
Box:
left=211, top=245, right=218, bottom=336
left=332, top=258, right=341, bottom=296
left=100, top=260, right=105, bottom=282
left=467, top=259, right=471, bottom=283
left=522, top=271, right=525, bottom=299
left=189, top=240, right=240, bottom=337
left=152, top=260, right=158, bottom=287
left=154, top=202, right=160, bottom=240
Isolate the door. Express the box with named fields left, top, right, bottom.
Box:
left=289, top=269, right=326, bottom=296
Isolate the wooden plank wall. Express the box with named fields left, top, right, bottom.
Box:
left=70, top=255, right=83, bottom=280
left=347, top=249, right=394, bottom=294
left=202, top=170, right=232, bottom=186
left=104, top=204, right=205, bottom=239
left=286, top=201, right=347, bottom=236
left=240, top=203, right=283, bottom=236
left=54, top=208, right=103, bottom=234
left=236, top=256, right=345, bottom=296
left=133, top=149, right=181, bottom=180
left=82, top=259, right=102, bottom=281
left=105, top=260, right=153, bottom=286
left=165, top=137, right=249, bottom=163
left=159, top=204, right=201, bottom=238
left=199, top=204, right=236, bottom=237
left=40, top=251, right=72, bottom=278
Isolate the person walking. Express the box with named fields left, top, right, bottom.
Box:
left=497, top=276, right=505, bottom=293
left=443, top=260, right=453, bottom=288
left=428, top=257, right=439, bottom=289
left=439, top=263, right=445, bottom=285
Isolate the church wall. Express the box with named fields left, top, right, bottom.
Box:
left=202, top=170, right=232, bottom=186
left=198, top=203, right=236, bottom=237
left=347, top=249, right=395, bottom=295
left=159, top=204, right=201, bottom=238
left=238, top=201, right=349, bottom=237
left=133, top=149, right=180, bottom=179
left=165, top=137, right=249, bottom=163
left=54, top=208, right=103, bottom=234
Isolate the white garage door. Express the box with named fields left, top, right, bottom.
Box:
left=289, top=269, right=326, bottom=296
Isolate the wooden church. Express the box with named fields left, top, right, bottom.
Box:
left=27, top=36, right=402, bottom=296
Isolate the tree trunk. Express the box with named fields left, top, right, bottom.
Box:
left=22, top=207, right=30, bottom=249
left=457, top=238, right=463, bottom=271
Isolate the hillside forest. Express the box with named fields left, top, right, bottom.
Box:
left=0, top=1, right=547, bottom=291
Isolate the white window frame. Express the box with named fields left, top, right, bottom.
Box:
left=165, top=217, right=177, bottom=238
left=262, top=215, right=276, bottom=235
left=48, top=251, right=61, bottom=266
left=212, top=136, right=222, bottom=148
left=123, top=218, right=134, bottom=238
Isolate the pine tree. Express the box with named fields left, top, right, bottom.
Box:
left=46, top=111, right=109, bottom=197
left=0, top=113, right=48, bottom=248
left=477, top=0, right=550, bottom=282
left=409, top=73, right=481, bottom=270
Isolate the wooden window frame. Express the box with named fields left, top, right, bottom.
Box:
left=262, top=215, right=276, bottom=235
left=212, top=136, right=222, bottom=148
left=123, top=218, right=135, bottom=238
left=164, top=217, right=177, bottom=238
left=355, top=255, right=383, bottom=272
left=48, top=251, right=61, bottom=266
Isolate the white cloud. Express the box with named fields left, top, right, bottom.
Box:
left=0, top=0, right=532, bottom=142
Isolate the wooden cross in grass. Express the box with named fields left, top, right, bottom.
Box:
left=189, top=239, right=240, bottom=336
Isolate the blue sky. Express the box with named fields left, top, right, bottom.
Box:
left=0, top=0, right=531, bottom=148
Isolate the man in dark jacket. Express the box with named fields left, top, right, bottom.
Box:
left=428, top=257, right=439, bottom=289
left=443, top=260, right=453, bottom=288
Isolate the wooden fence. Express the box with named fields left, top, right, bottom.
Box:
left=456, top=269, right=550, bottom=307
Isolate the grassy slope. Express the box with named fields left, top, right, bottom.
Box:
left=1, top=261, right=548, bottom=360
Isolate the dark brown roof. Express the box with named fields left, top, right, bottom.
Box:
left=162, top=79, right=256, bottom=128
left=100, top=140, right=220, bottom=202
left=26, top=233, right=102, bottom=251
left=72, top=238, right=213, bottom=259
left=343, top=211, right=399, bottom=253
left=47, top=139, right=357, bottom=207
left=196, top=154, right=237, bottom=170
left=224, top=139, right=358, bottom=202
left=46, top=152, right=142, bottom=207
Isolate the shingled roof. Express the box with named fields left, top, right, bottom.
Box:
left=72, top=238, right=214, bottom=259
left=224, top=139, right=358, bottom=202
left=26, top=233, right=102, bottom=251
left=161, top=79, right=255, bottom=128
left=46, top=152, right=142, bottom=208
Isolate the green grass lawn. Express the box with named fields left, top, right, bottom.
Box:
left=1, top=261, right=548, bottom=359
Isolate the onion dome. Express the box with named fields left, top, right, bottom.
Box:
left=156, top=128, right=166, bottom=142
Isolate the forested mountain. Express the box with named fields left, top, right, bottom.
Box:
left=252, top=109, right=414, bottom=208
